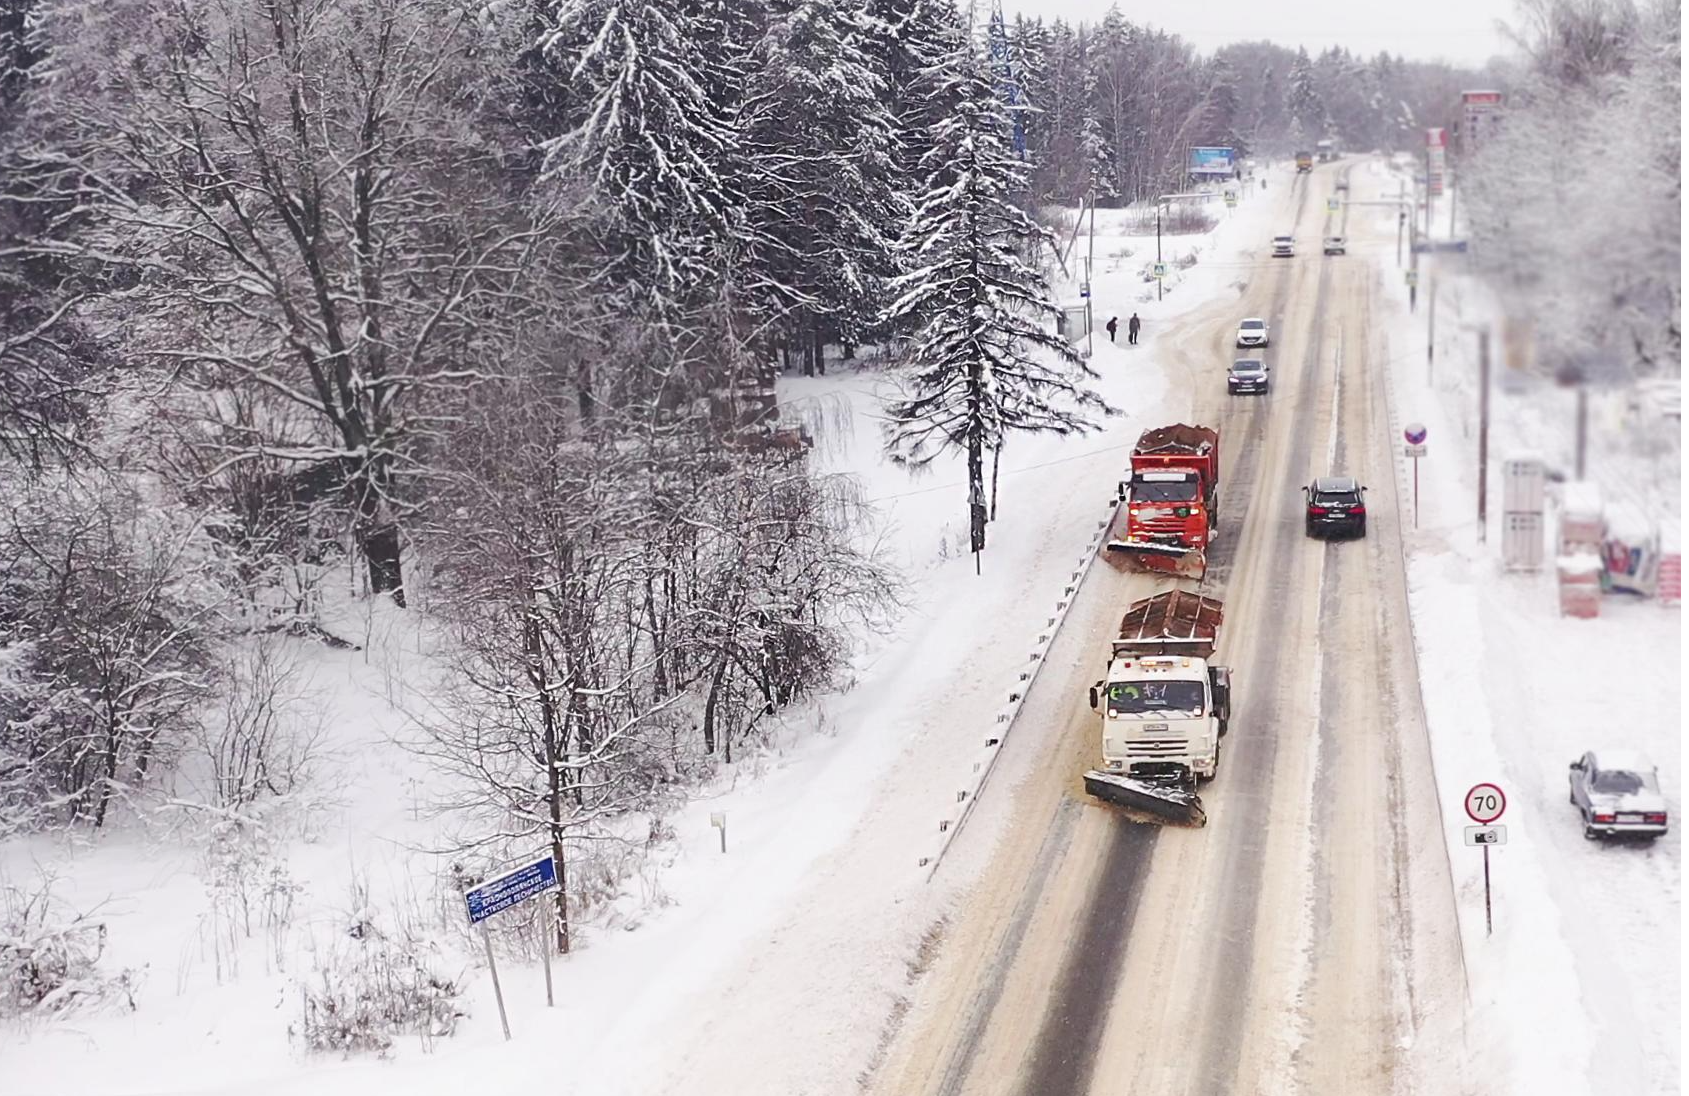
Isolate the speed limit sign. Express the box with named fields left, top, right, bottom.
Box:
left=1465, top=783, right=1507, bottom=824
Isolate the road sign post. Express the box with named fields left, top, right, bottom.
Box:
left=463, top=852, right=563, bottom=1040
left=1464, top=783, right=1507, bottom=938
left=1403, top=424, right=1428, bottom=529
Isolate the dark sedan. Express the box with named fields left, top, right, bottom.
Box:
left=1304, top=477, right=1366, bottom=538
left=1228, top=358, right=1269, bottom=395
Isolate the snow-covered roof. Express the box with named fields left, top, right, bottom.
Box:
left=1556, top=554, right=1603, bottom=576
left=1590, top=749, right=1657, bottom=774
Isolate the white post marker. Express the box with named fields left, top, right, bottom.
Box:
left=710, top=811, right=727, bottom=853
left=1403, top=423, right=1428, bottom=529
left=1464, top=782, right=1506, bottom=937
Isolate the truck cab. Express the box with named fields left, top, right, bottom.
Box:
left=1093, top=655, right=1231, bottom=785
left=1087, top=591, right=1232, bottom=790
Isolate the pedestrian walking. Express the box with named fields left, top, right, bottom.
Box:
left=1127, top=313, right=1141, bottom=345
left=1106, top=316, right=1118, bottom=343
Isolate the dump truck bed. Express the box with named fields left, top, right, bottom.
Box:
left=1111, top=590, right=1224, bottom=659
left=1129, top=424, right=1220, bottom=484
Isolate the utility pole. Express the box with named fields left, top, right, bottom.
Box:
left=1449, top=174, right=1459, bottom=236
left=1397, top=179, right=1406, bottom=266
left=1427, top=271, right=1437, bottom=385
left=1409, top=221, right=1419, bottom=312
left=1478, top=329, right=1491, bottom=543
left=1575, top=386, right=1589, bottom=479
left=1086, top=189, right=1096, bottom=357
left=1423, top=147, right=1433, bottom=238
left=1155, top=201, right=1164, bottom=302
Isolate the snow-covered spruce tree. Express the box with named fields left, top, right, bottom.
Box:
left=1078, top=59, right=1117, bottom=201
left=542, top=0, right=741, bottom=311
left=740, top=0, right=903, bottom=371
left=883, top=31, right=1111, bottom=564
left=866, top=0, right=964, bottom=201
left=1286, top=47, right=1324, bottom=145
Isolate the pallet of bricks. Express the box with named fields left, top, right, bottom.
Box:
left=1659, top=548, right=1682, bottom=606
left=1556, top=481, right=1604, bottom=619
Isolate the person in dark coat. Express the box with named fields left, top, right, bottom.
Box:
left=1105, top=316, right=1118, bottom=342
left=1127, top=313, right=1142, bottom=345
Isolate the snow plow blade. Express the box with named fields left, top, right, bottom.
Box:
left=1084, top=771, right=1207, bottom=826
left=1104, top=539, right=1208, bottom=579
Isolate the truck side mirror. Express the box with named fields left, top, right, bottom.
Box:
left=1089, top=685, right=1100, bottom=711
left=1116, top=481, right=1127, bottom=503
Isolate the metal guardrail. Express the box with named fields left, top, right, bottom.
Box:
left=919, top=513, right=1116, bottom=881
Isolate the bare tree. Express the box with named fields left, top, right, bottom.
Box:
left=0, top=472, right=225, bottom=830
left=30, top=0, right=565, bottom=605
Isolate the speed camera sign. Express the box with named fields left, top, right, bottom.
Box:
left=1465, top=783, right=1506, bottom=824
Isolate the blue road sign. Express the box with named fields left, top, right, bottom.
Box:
left=1411, top=239, right=1469, bottom=254
left=464, top=854, right=559, bottom=925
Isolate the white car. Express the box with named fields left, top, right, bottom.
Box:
left=1569, top=750, right=1669, bottom=841
left=1235, top=317, right=1270, bottom=348
left=1271, top=235, right=1294, bottom=257
left=1323, top=235, right=1346, bottom=255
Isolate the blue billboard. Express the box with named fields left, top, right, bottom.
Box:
left=1188, top=146, right=1236, bottom=176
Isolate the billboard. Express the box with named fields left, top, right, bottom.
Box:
left=1426, top=127, right=1447, bottom=196
left=1188, top=146, right=1236, bottom=176
left=1461, top=90, right=1505, bottom=154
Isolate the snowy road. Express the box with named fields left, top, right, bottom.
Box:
left=874, top=161, right=1468, bottom=1096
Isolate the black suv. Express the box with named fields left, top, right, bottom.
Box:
left=1303, top=477, right=1367, bottom=538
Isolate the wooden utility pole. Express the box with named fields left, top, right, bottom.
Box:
left=1478, top=329, right=1491, bottom=543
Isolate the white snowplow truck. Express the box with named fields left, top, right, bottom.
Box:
left=1085, top=591, right=1231, bottom=826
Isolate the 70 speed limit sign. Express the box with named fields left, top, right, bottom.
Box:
left=1465, top=783, right=1507, bottom=824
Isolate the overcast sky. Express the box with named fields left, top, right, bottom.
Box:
left=996, top=0, right=1519, bottom=67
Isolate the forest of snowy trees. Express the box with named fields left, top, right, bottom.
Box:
left=1001, top=13, right=1488, bottom=204
left=2, top=0, right=1483, bottom=862
left=0, top=0, right=1677, bottom=1055
left=1463, top=0, right=1680, bottom=384
left=19, top=0, right=1679, bottom=1019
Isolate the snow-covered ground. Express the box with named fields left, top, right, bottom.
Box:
left=6, top=156, right=1672, bottom=1096
left=1372, top=164, right=1681, bottom=1095
left=0, top=179, right=1280, bottom=1094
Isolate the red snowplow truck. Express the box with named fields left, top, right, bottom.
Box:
left=1107, top=424, right=1221, bottom=579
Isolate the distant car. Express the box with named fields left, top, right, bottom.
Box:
left=1235, top=317, right=1270, bottom=348
left=1569, top=751, right=1669, bottom=841
left=1271, top=235, right=1295, bottom=257
left=1303, top=477, right=1366, bottom=538
left=1335, top=179, right=1349, bottom=192
left=1228, top=358, right=1269, bottom=395
left=1323, top=235, right=1346, bottom=255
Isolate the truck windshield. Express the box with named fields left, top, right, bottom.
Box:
left=1107, top=680, right=1206, bottom=716
left=1132, top=479, right=1198, bottom=503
